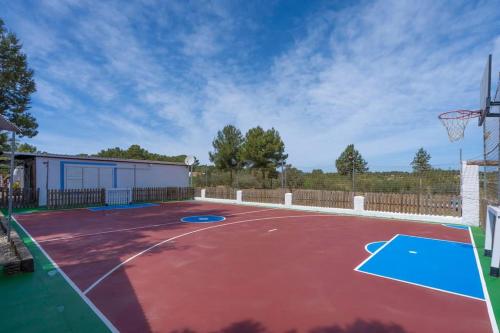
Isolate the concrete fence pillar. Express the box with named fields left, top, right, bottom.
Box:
left=461, top=161, right=480, bottom=226
left=236, top=190, right=242, bottom=203
left=285, top=193, right=293, bottom=206
left=354, top=196, right=365, bottom=211
left=201, top=189, right=206, bottom=198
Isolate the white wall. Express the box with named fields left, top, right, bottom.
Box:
left=461, top=161, right=480, bottom=226
left=134, top=164, right=188, bottom=187
left=36, top=157, right=189, bottom=206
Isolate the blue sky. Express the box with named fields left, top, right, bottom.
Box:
left=1, top=0, right=500, bottom=171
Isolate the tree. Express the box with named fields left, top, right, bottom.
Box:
left=96, top=145, right=186, bottom=162
left=335, top=144, right=368, bottom=175
left=125, top=144, right=149, bottom=160
left=17, top=142, right=36, bottom=153
left=96, top=147, right=126, bottom=159
left=240, top=127, right=287, bottom=179
left=285, top=165, right=304, bottom=190
left=209, top=125, right=244, bottom=185
left=411, top=148, right=431, bottom=173
left=0, top=19, right=38, bottom=148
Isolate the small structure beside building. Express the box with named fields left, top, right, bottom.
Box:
left=14, top=153, right=189, bottom=206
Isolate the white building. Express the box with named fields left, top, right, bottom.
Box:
left=15, top=153, right=189, bottom=206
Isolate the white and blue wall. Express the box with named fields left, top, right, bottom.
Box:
left=35, top=156, right=189, bottom=206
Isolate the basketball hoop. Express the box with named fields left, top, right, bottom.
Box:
left=438, top=110, right=481, bottom=142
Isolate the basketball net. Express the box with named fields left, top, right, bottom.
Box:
left=438, top=110, right=481, bottom=142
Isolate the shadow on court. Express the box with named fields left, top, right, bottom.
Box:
left=15, top=202, right=288, bottom=332
left=170, top=319, right=407, bottom=333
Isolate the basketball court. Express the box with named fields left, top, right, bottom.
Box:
left=0, top=43, right=498, bottom=333
left=14, top=201, right=495, bottom=333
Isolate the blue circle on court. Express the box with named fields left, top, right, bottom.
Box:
left=181, top=215, right=225, bottom=223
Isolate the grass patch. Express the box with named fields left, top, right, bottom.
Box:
left=471, top=226, right=500, bottom=329
left=0, top=220, right=110, bottom=332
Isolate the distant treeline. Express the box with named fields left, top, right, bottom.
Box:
left=78, top=144, right=188, bottom=163
left=193, top=167, right=461, bottom=195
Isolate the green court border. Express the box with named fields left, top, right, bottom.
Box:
left=471, top=226, right=500, bottom=331
left=0, top=218, right=112, bottom=333
left=0, top=200, right=192, bottom=333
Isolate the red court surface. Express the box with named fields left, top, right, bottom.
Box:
left=16, top=201, right=493, bottom=333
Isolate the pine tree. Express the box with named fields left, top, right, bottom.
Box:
left=240, top=126, right=288, bottom=183
left=335, top=144, right=368, bottom=175
left=209, top=125, right=244, bottom=185
left=0, top=18, right=38, bottom=147
left=411, top=148, right=431, bottom=173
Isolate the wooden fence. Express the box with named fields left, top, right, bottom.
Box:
left=47, top=188, right=105, bottom=209
left=47, top=187, right=194, bottom=209
left=132, top=187, right=194, bottom=202
left=205, top=187, right=236, bottom=200
left=0, top=188, right=39, bottom=209
left=292, top=189, right=353, bottom=209
left=242, top=189, right=286, bottom=204
left=364, top=192, right=461, bottom=216
left=198, top=187, right=460, bottom=217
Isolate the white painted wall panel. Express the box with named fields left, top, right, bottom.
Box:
left=99, top=168, right=113, bottom=188
left=83, top=167, right=99, bottom=188
left=117, top=168, right=134, bottom=188
left=36, top=157, right=62, bottom=206
left=65, top=166, right=83, bottom=189
left=135, top=164, right=188, bottom=187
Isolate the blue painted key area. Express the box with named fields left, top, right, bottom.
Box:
left=88, top=203, right=159, bottom=211
left=181, top=215, right=225, bottom=223
left=356, top=234, right=484, bottom=300
left=443, top=224, right=469, bottom=230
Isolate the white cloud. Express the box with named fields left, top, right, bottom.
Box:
left=4, top=0, right=500, bottom=170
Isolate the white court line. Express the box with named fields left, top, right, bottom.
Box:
left=268, top=229, right=278, bottom=232
left=83, top=214, right=328, bottom=295
left=357, top=267, right=485, bottom=302
left=38, top=207, right=281, bottom=243
left=400, top=233, right=471, bottom=245
left=13, top=217, right=119, bottom=333
left=354, top=234, right=486, bottom=302
left=38, top=220, right=182, bottom=243
left=226, top=208, right=281, bottom=216
left=469, top=228, right=499, bottom=333
left=364, top=241, right=387, bottom=254
left=354, top=235, right=399, bottom=271
left=442, top=223, right=470, bottom=230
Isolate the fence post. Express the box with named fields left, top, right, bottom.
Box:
left=354, top=195, right=365, bottom=211
left=285, top=192, right=293, bottom=206
left=201, top=189, right=206, bottom=199
left=101, top=188, right=106, bottom=205
left=461, top=161, right=479, bottom=226
left=236, top=190, right=242, bottom=203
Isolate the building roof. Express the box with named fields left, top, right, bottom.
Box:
left=13, top=152, right=188, bottom=167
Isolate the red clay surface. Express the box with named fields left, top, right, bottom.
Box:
left=16, top=201, right=493, bottom=333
